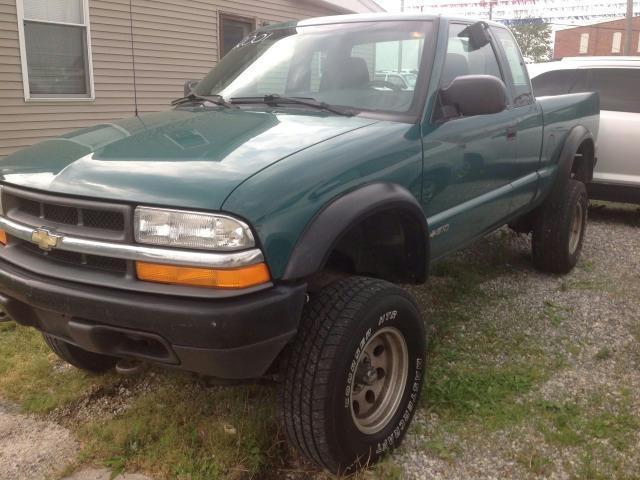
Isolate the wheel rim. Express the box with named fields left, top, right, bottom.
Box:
left=350, top=327, right=408, bottom=435
left=569, top=201, right=583, bottom=255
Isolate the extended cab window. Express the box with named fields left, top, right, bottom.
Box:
left=493, top=28, right=533, bottom=106
left=588, top=68, right=640, bottom=114
left=531, top=69, right=587, bottom=97
left=441, top=23, right=503, bottom=86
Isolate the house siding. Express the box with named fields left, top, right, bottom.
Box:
left=0, top=0, right=342, bottom=158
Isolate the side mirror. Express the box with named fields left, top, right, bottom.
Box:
left=439, top=75, right=507, bottom=118
left=459, top=22, right=491, bottom=50
left=183, top=79, right=199, bottom=97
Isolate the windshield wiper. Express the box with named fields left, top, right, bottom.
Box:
left=171, top=93, right=236, bottom=109
left=231, top=94, right=357, bottom=116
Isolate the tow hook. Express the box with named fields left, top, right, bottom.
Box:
left=115, top=357, right=145, bottom=376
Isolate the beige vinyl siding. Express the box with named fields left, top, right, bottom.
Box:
left=0, top=0, right=341, bottom=158
left=0, top=0, right=136, bottom=158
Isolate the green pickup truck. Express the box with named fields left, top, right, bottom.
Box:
left=0, top=14, right=598, bottom=473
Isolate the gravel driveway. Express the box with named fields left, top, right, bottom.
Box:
left=0, top=400, right=76, bottom=480
left=397, top=203, right=640, bottom=479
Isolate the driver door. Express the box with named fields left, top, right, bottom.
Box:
left=422, top=22, right=519, bottom=260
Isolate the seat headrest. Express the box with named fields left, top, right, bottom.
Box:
left=320, top=56, right=370, bottom=91
left=442, top=53, right=469, bottom=86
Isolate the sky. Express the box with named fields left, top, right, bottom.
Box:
left=374, top=0, right=638, bottom=30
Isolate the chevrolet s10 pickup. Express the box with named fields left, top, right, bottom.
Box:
left=0, top=14, right=598, bottom=473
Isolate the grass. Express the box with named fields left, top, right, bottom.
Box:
left=1, top=217, right=639, bottom=479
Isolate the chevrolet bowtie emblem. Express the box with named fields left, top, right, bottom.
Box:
left=31, top=228, right=61, bottom=251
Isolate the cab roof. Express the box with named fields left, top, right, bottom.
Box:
left=258, top=13, right=506, bottom=31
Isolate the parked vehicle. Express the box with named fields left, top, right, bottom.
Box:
left=529, top=57, right=640, bottom=203
left=0, top=15, right=598, bottom=473
left=373, top=71, right=417, bottom=90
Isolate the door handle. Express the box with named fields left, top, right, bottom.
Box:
left=506, top=125, right=517, bottom=140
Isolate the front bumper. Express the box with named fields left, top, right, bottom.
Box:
left=0, top=258, right=306, bottom=379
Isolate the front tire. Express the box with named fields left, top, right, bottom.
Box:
left=532, top=179, right=588, bottom=274
left=280, top=277, right=426, bottom=473
left=43, top=333, right=118, bottom=373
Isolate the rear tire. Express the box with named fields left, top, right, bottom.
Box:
left=43, top=333, right=118, bottom=373
left=532, top=179, right=588, bottom=274
left=280, top=277, right=426, bottom=474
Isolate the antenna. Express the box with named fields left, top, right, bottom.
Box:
left=129, top=0, right=139, bottom=116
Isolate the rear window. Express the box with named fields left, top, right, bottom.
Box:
left=531, top=69, right=587, bottom=96
left=588, top=68, right=640, bottom=113
left=531, top=67, right=640, bottom=114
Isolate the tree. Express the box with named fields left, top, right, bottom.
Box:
left=508, top=22, right=553, bottom=63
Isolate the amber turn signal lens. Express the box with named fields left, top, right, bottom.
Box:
left=135, top=261, right=270, bottom=289
left=0, top=230, right=7, bottom=245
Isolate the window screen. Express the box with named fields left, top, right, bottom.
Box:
left=579, top=33, right=589, bottom=54
left=220, top=15, right=253, bottom=58
left=22, top=0, right=90, bottom=98
left=493, top=28, right=533, bottom=106
left=531, top=69, right=587, bottom=97
left=612, top=32, right=622, bottom=53
left=588, top=68, right=640, bottom=113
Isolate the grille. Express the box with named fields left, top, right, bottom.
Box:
left=20, top=241, right=128, bottom=274
left=83, top=209, right=125, bottom=231
left=1, top=187, right=132, bottom=279
left=8, top=193, right=125, bottom=232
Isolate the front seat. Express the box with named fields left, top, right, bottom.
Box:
left=320, top=56, right=370, bottom=91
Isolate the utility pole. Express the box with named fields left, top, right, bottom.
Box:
left=400, top=0, right=405, bottom=12
left=624, top=0, right=633, bottom=55
left=489, top=1, right=493, bottom=20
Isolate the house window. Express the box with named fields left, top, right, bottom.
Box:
left=612, top=31, right=622, bottom=53
left=579, top=33, right=589, bottom=54
left=637, top=34, right=640, bottom=53
left=219, top=14, right=254, bottom=59
left=16, top=0, right=94, bottom=100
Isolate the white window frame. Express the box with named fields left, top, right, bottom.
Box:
left=579, top=33, right=589, bottom=54
left=612, top=31, right=622, bottom=54
left=15, top=0, right=95, bottom=102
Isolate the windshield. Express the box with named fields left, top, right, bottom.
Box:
left=195, top=21, right=433, bottom=116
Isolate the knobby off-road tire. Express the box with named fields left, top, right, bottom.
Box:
left=280, top=277, right=426, bottom=474
left=42, top=333, right=118, bottom=373
left=532, top=179, right=588, bottom=274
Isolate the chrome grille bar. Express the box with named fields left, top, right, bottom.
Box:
left=0, top=215, right=264, bottom=269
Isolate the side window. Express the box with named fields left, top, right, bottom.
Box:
left=18, top=0, right=93, bottom=99
left=493, top=28, right=533, bottom=106
left=588, top=68, right=640, bottom=113
left=530, top=69, right=587, bottom=97
left=442, top=23, right=503, bottom=86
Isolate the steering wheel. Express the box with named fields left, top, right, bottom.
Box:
left=366, top=80, right=402, bottom=92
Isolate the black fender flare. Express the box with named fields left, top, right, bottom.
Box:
left=282, top=182, right=429, bottom=282
left=551, top=125, right=595, bottom=201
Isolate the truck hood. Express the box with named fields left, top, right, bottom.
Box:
left=0, top=108, right=377, bottom=210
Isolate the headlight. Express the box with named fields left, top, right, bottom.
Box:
left=134, top=207, right=255, bottom=251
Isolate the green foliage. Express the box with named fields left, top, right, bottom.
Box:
left=508, top=22, right=552, bottom=63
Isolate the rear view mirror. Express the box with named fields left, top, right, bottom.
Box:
left=439, top=75, right=507, bottom=117
left=183, top=79, right=199, bottom=97
left=459, top=21, right=491, bottom=50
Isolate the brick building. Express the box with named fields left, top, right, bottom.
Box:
left=554, top=16, right=640, bottom=59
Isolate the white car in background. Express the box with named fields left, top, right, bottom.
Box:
left=529, top=57, right=640, bottom=204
